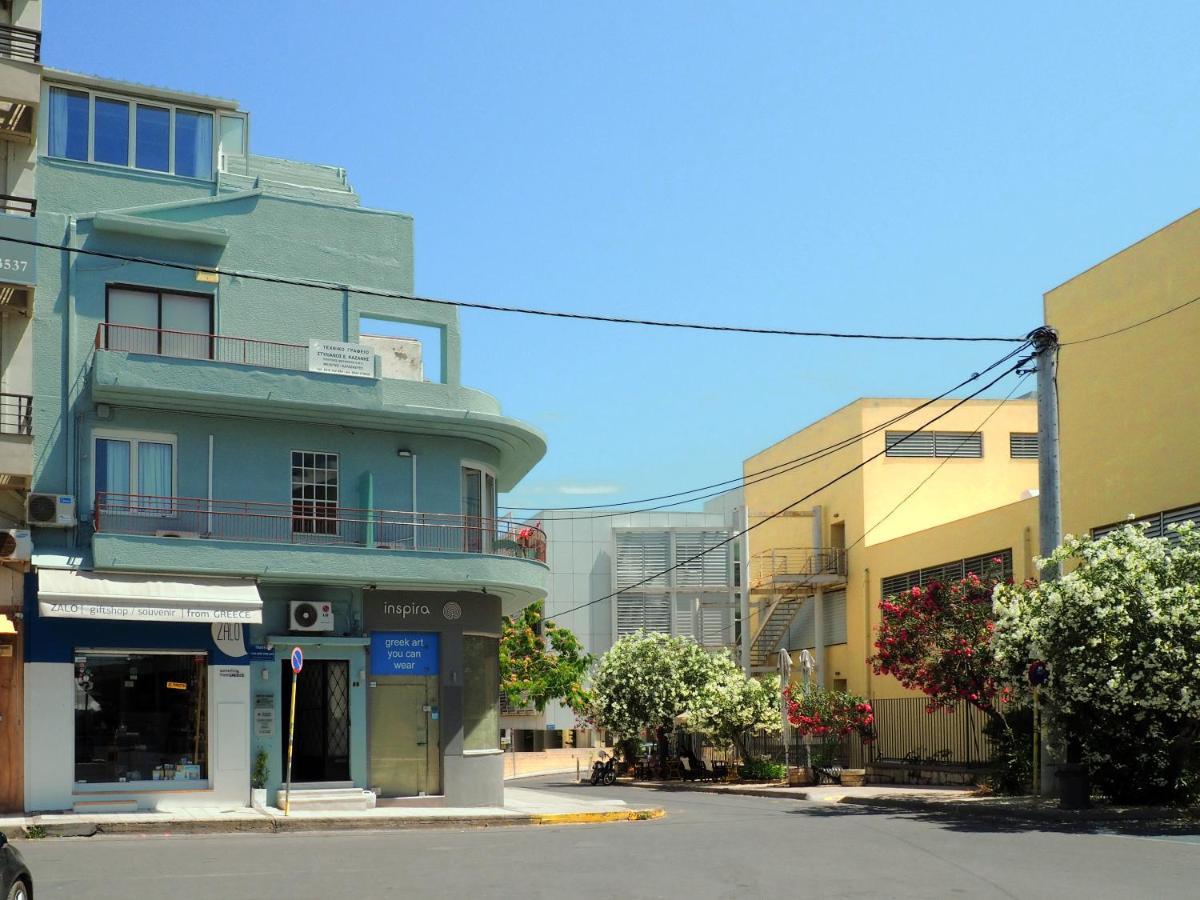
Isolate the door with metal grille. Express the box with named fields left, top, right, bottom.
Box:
left=281, top=659, right=350, bottom=782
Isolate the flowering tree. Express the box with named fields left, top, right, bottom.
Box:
left=785, top=686, right=875, bottom=742
left=500, top=601, right=592, bottom=713
left=688, top=654, right=781, bottom=760
left=590, top=631, right=719, bottom=739
left=868, top=568, right=1013, bottom=722
left=993, top=524, right=1200, bottom=803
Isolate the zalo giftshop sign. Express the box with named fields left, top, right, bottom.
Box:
left=371, top=632, right=439, bottom=676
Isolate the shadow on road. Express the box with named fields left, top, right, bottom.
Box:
left=784, top=801, right=1200, bottom=838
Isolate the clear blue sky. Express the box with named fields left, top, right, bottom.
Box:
left=47, top=2, right=1200, bottom=511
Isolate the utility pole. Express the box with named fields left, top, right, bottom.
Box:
left=1033, top=326, right=1062, bottom=580
left=740, top=503, right=752, bottom=675
left=1032, top=326, right=1062, bottom=798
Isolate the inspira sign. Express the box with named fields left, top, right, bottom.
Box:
left=365, top=592, right=497, bottom=633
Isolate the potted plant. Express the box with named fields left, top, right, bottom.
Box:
left=251, top=749, right=269, bottom=809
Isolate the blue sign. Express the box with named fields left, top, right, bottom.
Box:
left=291, top=646, right=304, bottom=674
left=249, top=644, right=275, bottom=662
left=371, top=632, right=439, bottom=677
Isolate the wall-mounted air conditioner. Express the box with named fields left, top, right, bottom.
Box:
left=27, top=493, right=76, bottom=528
left=289, top=600, right=334, bottom=633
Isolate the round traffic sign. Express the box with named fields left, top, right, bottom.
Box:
left=291, top=646, right=304, bottom=674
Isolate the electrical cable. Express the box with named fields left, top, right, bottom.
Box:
left=0, top=234, right=1027, bottom=343
left=715, top=370, right=1033, bottom=644
left=1060, top=293, right=1200, bottom=346
left=546, top=353, right=1031, bottom=624
left=507, top=342, right=1032, bottom=518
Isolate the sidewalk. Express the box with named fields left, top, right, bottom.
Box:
left=620, top=779, right=1199, bottom=824
left=0, top=786, right=664, bottom=839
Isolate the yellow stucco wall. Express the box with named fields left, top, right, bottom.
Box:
left=1044, top=208, right=1200, bottom=538
left=859, top=497, right=1038, bottom=699
left=744, top=398, right=1037, bottom=691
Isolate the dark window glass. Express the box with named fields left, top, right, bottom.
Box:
left=136, top=104, right=170, bottom=171
left=49, top=87, right=89, bottom=161
left=94, top=97, right=130, bottom=166
left=74, top=652, right=208, bottom=784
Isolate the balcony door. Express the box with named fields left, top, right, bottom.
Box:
left=461, top=464, right=496, bottom=553
left=106, top=285, right=213, bottom=359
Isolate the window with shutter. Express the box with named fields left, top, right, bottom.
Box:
left=882, top=549, right=1013, bottom=599
left=934, top=432, right=983, bottom=458
left=615, top=531, right=671, bottom=590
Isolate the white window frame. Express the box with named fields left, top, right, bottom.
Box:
left=461, top=460, right=498, bottom=554
left=45, top=82, right=223, bottom=181
left=92, top=428, right=179, bottom=515
left=290, top=449, right=340, bottom=537
left=218, top=112, right=249, bottom=172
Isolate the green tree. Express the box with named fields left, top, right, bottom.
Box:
left=500, top=601, right=592, bottom=713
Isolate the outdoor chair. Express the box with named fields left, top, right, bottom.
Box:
left=679, top=755, right=717, bottom=782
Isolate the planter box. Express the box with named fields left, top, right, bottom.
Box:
left=840, top=769, right=867, bottom=787
left=788, top=766, right=814, bottom=787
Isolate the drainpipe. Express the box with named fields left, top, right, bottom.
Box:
left=207, top=435, right=214, bottom=535
left=812, top=505, right=824, bottom=689
left=63, top=218, right=76, bottom=503
left=362, top=471, right=375, bottom=548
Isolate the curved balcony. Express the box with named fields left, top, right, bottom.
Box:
left=91, top=493, right=548, bottom=603
left=91, top=324, right=546, bottom=492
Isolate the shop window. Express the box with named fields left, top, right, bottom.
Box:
left=74, top=651, right=208, bottom=784
left=463, top=635, right=500, bottom=752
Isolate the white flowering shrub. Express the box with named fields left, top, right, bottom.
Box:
left=993, top=523, right=1200, bottom=803
left=689, top=656, right=781, bottom=759
left=590, top=631, right=719, bottom=739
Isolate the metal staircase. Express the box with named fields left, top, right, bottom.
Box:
left=749, top=595, right=805, bottom=668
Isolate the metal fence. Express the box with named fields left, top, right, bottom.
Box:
left=693, top=696, right=997, bottom=770
left=0, top=24, right=40, bottom=64
left=97, top=323, right=309, bottom=372
left=94, top=492, right=548, bottom=563
left=0, top=392, right=31, bottom=435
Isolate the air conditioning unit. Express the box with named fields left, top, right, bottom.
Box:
left=289, top=600, right=334, bottom=633
left=27, top=493, right=77, bottom=528
left=0, top=529, right=31, bottom=562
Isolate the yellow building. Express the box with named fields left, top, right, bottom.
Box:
left=1044, top=208, right=1200, bottom=541
left=744, top=397, right=1038, bottom=698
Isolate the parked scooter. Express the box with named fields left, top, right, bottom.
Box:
left=589, top=751, right=617, bottom=785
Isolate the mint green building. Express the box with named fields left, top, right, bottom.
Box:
left=22, top=68, right=546, bottom=813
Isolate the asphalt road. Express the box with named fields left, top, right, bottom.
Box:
left=12, top=776, right=1200, bottom=899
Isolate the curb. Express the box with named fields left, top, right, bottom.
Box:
left=4, top=806, right=665, bottom=839
left=835, top=795, right=1199, bottom=824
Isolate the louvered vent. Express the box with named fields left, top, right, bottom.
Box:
left=882, top=549, right=1014, bottom=599
left=615, top=531, right=671, bottom=590
left=1010, top=432, right=1039, bottom=458
left=934, top=432, right=983, bottom=458
left=674, top=530, right=732, bottom=589
left=1093, top=502, right=1200, bottom=545
left=885, top=431, right=935, bottom=457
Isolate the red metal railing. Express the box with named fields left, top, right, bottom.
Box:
left=94, top=492, right=547, bottom=563
left=96, top=323, right=309, bottom=372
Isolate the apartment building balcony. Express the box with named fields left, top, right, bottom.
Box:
left=92, top=324, right=546, bottom=490
left=0, top=24, right=41, bottom=144
left=0, top=391, right=32, bottom=488
left=749, top=547, right=847, bottom=594
left=91, top=493, right=549, bottom=601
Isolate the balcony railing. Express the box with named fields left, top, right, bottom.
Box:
left=0, top=194, right=35, bottom=217
left=97, top=323, right=308, bottom=371
left=94, top=493, right=548, bottom=564
left=0, top=392, right=31, bottom=435
left=750, top=547, right=846, bottom=587
left=0, top=25, right=40, bottom=64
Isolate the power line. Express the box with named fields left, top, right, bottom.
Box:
left=1060, top=293, right=1200, bottom=346
left=546, top=353, right=1031, bottom=623
left=714, top=369, right=1033, bottom=644
left=0, top=234, right=1026, bottom=343
left=522, top=342, right=1033, bottom=522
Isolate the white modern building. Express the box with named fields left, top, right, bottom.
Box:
left=503, top=491, right=744, bottom=749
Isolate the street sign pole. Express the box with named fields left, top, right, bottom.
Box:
left=285, top=646, right=303, bottom=816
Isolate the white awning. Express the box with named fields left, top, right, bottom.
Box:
left=38, top=570, right=262, bottom=624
